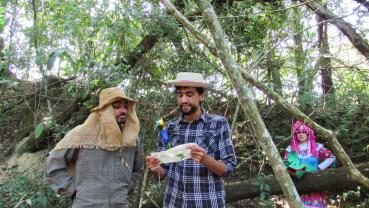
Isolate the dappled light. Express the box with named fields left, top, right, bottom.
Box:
left=0, top=0, right=368, bottom=207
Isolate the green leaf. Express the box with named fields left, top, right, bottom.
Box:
left=34, top=124, right=44, bottom=140
left=35, top=54, right=43, bottom=66
left=176, top=153, right=185, bottom=160
left=259, top=184, right=264, bottom=191
left=13, top=200, right=24, bottom=208
left=0, top=18, right=5, bottom=29
left=0, top=200, right=6, bottom=208
left=260, top=191, right=266, bottom=200
left=251, top=181, right=261, bottom=186
left=39, top=195, right=48, bottom=208
left=26, top=199, right=32, bottom=206
left=263, top=184, right=271, bottom=192
left=47, top=48, right=74, bottom=71
left=79, top=87, right=90, bottom=100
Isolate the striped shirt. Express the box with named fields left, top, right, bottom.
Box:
left=158, top=113, right=237, bottom=208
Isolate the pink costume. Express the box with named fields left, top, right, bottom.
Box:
left=284, top=121, right=336, bottom=208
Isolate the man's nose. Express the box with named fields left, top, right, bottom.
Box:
left=119, top=106, right=128, bottom=114
left=180, top=96, right=189, bottom=103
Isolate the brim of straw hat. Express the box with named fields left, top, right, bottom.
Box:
left=167, top=80, right=212, bottom=89
left=91, top=95, right=137, bottom=112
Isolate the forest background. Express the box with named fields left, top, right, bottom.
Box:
left=0, top=0, right=368, bottom=207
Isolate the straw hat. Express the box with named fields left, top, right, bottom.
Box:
left=167, top=72, right=212, bottom=89
left=91, top=87, right=137, bottom=112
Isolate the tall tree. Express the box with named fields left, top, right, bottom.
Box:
left=316, top=5, right=334, bottom=95
left=32, top=0, right=53, bottom=115
left=299, top=0, right=369, bottom=61
left=266, top=32, right=283, bottom=96
left=292, top=5, right=313, bottom=113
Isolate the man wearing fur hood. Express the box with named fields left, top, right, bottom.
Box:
left=45, top=87, right=144, bottom=208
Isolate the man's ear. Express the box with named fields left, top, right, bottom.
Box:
left=199, top=93, right=205, bottom=102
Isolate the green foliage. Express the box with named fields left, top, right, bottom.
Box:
left=0, top=174, right=71, bottom=208
left=0, top=6, right=5, bottom=32
left=2, top=0, right=369, bottom=206
left=251, top=176, right=273, bottom=205
left=331, top=186, right=369, bottom=207
left=47, top=48, right=75, bottom=73
left=311, top=93, right=369, bottom=155
left=34, top=123, right=44, bottom=140
left=221, top=1, right=287, bottom=55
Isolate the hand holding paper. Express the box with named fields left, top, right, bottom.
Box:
left=146, top=156, right=161, bottom=172
left=186, top=143, right=207, bottom=163
left=150, top=143, right=197, bottom=164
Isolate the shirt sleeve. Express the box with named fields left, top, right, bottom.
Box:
left=218, top=118, right=237, bottom=176
left=129, top=139, right=145, bottom=194
left=317, top=146, right=336, bottom=170
left=44, top=149, right=76, bottom=196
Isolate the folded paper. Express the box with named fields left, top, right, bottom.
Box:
left=151, top=143, right=196, bottom=163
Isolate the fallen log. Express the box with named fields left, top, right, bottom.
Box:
left=226, top=162, right=369, bottom=202
left=143, top=162, right=369, bottom=207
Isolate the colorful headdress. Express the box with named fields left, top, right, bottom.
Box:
left=290, top=120, right=317, bottom=157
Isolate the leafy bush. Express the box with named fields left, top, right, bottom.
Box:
left=0, top=173, right=71, bottom=208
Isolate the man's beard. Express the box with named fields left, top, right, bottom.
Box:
left=181, top=104, right=198, bottom=115
left=116, top=114, right=127, bottom=127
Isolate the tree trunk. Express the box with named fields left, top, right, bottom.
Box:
left=267, top=53, right=283, bottom=96
left=299, top=0, right=369, bottom=61
left=317, top=7, right=334, bottom=95
left=270, top=64, right=283, bottom=96
left=266, top=31, right=283, bottom=96
left=143, top=162, right=369, bottom=207
left=32, top=0, right=52, bottom=115
left=292, top=5, right=313, bottom=114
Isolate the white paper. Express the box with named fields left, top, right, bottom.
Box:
left=150, top=143, right=196, bottom=164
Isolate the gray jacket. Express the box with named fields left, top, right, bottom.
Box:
left=45, top=142, right=144, bottom=208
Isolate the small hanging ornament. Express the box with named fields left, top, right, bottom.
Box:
left=155, top=118, right=171, bottom=148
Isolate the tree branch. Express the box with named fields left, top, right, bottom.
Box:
left=299, top=0, right=369, bottom=61
left=160, top=0, right=219, bottom=57
left=352, top=0, right=369, bottom=12
left=116, top=34, right=159, bottom=69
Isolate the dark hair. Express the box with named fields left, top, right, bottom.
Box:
left=175, top=86, right=205, bottom=95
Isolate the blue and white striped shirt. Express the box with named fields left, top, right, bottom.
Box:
left=158, top=113, right=237, bottom=208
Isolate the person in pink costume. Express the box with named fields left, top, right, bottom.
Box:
left=284, top=120, right=336, bottom=208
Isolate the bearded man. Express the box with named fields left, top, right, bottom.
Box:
left=45, top=87, right=144, bottom=208
left=146, top=72, right=237, bottom=208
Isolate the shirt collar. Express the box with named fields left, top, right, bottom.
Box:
left=178, top=111, right=208, bottom=124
